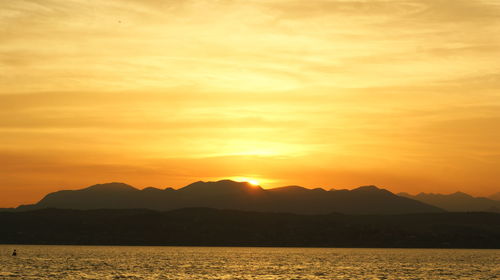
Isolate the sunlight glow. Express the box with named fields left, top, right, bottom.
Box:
left=228, top=177, right=261, bottom=186
left=247, top=179, right=260, bottom=186
left=1, top=0, right=500, bottom=206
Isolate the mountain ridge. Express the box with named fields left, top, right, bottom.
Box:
left=399, top=192, right=500, bottom=213
left=15, top=180, right=443, bottom=215
left=489, top=192, right=500, bottom=201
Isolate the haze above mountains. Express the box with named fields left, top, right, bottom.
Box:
left=7, top=180, right=500, bottom=215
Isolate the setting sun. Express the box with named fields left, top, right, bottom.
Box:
left=227, top=177, right=260, bottom=186
left=247, top=179, right=260, bottom=186
left=1, top=0, right=500, bottom=208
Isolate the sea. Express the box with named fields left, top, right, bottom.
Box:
left=0, top=245, right=498, bottom=279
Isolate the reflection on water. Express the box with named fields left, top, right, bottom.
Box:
left=0, top=245, right=498, bottom=279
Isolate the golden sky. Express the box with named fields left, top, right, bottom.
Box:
left=1, top=0, right=500, bottom=207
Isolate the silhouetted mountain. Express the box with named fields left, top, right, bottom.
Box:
left=0, top=208, right=15, bottom=212
left=1, top=208, right=498, bottom=248
left=399, top=192, right=500, bottom=213
left=16, top=180, right=442, bottom=215
left=489, top=192, right=500, bottom=201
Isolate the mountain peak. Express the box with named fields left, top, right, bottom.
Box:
left=352, top=185, right=381, bottom=192
left=179, top=180, right=263, bottom=194
left=450, top=191, right=473, bottom=199
left=350, top=186, right=395, bottom=197
left=83, top=182, right=138, bottom=192
left=268, top=185, right=308, bottom=192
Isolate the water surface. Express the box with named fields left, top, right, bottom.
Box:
left=1, top=245, right=498, bottom=279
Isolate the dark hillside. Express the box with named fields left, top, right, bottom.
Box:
left=1, top=208, right=498, bottom=248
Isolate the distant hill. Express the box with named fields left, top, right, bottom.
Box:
left=0, top=208, right=498, bottom=248
left=15, top=180, right=443, bottom=215
left=489, top=192, right=500, bottom=201
left=399, top=192, right=500, bottom=212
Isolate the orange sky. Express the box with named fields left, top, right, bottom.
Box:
left=1, top=0, right=500, bottom=207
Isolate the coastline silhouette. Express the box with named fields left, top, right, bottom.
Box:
left=0, top=208, right=498, bottom=248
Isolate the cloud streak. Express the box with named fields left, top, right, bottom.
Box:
left=1, top=0, right=500, bottom=205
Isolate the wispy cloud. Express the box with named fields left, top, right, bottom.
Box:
left=1, top=0, right=500, bottom=205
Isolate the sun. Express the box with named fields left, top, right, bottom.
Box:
left=229, top=177, right=260, bottom=186
left=247, top=179, right=260, bottom=186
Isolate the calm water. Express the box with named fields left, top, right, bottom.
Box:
left=0, top=245, right=498, bottom=280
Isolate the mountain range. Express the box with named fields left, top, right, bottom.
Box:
left=399, top=192, right=500, bottom=212
left=16, top=180, right=443, bottom=215
left=489, top=192, right=500, bottom=201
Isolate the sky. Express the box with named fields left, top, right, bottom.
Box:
left=1, top=0, right=500, bottom=207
